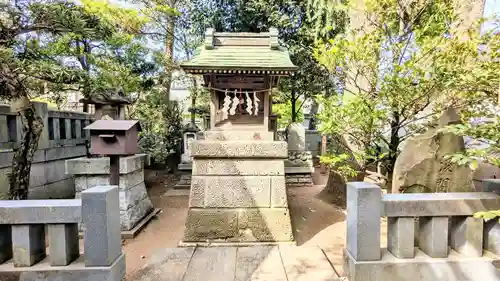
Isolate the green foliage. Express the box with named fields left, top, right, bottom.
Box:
left=474, top=210, right=500, bottom=222
left=320, top=154, right=358, bottom=179
left=133, top=88, right=183, bottom=164
left=314, top=0, right=499, bottom=178
left=273, top=100, right=304, bottom=129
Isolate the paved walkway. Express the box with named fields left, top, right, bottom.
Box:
left=130, top=245, right=344, bottom=281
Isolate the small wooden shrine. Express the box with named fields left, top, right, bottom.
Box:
left=181, top=28, right=297, bottom=130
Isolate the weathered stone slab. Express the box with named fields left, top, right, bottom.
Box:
left=280, top=245, right=338, bottom=281
left=450, top=216, right=483, bottom=257
left=183, top=209, right=238, bottom=242
left=237, top=208, right=293, bottom=242
left=12, top=224, right=46, bottom=267
left=65, top=154, right=146, bottom=175
left=119, top=196, right=153, bottom=231
left=183, top=247, right=237, bottom=281
left=81, top=186, right=121, bottom=267
left=344, top=248, right=500, bottom=281
left=14, top=253, right=126, bottom=281
left=382, top=192, right=500, bottom=217
left=484, top=220, right=500, bottom=255
left=119, top=182, right=149, bottom=211
left=193, top=159, right=284, bottom=176
left=418, top=216, right=449, bottom=258
left=192, top=176, right=271, bottom=208
left=347, top=182, right=381, bottom=261
left=387, top=217, right=415, bottom=259
left=132, top=247, right=195, bottom=281
left=189, top=141, right=287, bottom=158
left=74, top=169, right=144, bottom=192
left=235, top=246, right=287, bottom=281
left=270, top=176, right=287, bottom=207
left=0, top=225, right=12, bottom=263
left=48, top=224, right=79, bottom=266
left=0, top=200, right=80, bottom=224
left=204, top=131, right=274, bottom=141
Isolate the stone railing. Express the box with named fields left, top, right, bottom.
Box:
left=0, top=102, right=92, bottom=199
left=0, top=185, right=124, bottom=281
left=345, top=182, right=500, bottom=281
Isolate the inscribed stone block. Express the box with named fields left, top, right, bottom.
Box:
left=346, top=182, right=381, bottom=261
left=0, top=224, right=12, bottom=263
left=190, top=141, right=288, bottom=158
left=48, top=223, right=79, bottom=266
left=418, top=216, right=449, bottom=258
left=12, top=224, right=46, bottom=267
left=271, top=176, right=287, bottom=208
left=183, top=209, right=238, bottom=242
left=450, top=216, right=483, bottom=257
left=193, top=159, right=284, bottom=176
left=82, top=185, right=121, bottom=266
left=484, top=220, right=500, bottom=255
left=387, top=217, right=415, bottom=259
left=196, top=176, right=271, bottom=208
left=237, top=208, right=294, bottom=242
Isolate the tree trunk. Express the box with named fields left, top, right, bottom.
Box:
left=163, top=16, right=176, bottom=105
left=291, top=88, right=297, bottom=122
left=9, top=104, right=43, bottom=200
left=386, top=112, right=401, bottom=193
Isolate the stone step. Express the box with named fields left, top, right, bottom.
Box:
left=190, top=140, right=287, bottom=158
left=189, top=175, right=286, bottom=208
left=203, top=130, right=274, bottom=141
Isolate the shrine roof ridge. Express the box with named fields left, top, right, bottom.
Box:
left=180, top=28, right=297, bottom=74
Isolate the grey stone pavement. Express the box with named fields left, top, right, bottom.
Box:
left=130, top=245, right=345, bottom=281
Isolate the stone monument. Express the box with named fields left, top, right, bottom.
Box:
left=79, top=88, right=131, bottom=120
left=285, top=122, right=314, bottom=187
left=179, top=28, right=297, bottom=243
left=175, top=123, right=200, bottom=189
left=392, top=108, right=474, bottom=193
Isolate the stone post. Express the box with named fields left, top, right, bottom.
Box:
left=346, top=182, right=381, bottom=261
left=81, top=185, right=121, bottom=266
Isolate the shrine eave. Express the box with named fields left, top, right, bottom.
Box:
left=181, top=66, right=296, bottom=76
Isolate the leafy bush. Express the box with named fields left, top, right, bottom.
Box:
left=132, top=88, right=183, bottom=165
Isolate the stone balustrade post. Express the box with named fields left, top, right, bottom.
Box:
left=346, top=182, right=381, bottom=261
left=81, top=185, right=121, bottom=267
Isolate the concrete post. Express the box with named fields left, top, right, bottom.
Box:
left=52, top=118, right=61, bottom=140
left=81, top=185, right=121, bottom=267
left=450, top=216, right=483, bottom=257
left=419, top=217, right=449, bottom=258
left=65, top=119, right=72, bottom=139
left=346, top=182, right=381, bottom=261
left=387, top=217, right=415, bottom=258
left=11, top=224, right=46, bottom=267
left=75, top=119, right=82, bottom=139
left=484, top=220, right=500, bottom=255
left=48, top=224, right=80, bottom=266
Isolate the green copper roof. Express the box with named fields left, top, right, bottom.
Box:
left=180, top=28, right=297, bottom=73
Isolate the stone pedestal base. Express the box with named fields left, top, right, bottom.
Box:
left=284, top=151, right=314, bottom=187
left=181, top=131, right=294, bottom=244
left=66, top=155, right=153, bottom=232
left=286, top=174, right=314, bottom=187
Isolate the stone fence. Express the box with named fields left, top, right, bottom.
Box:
left=345, top=182, right=500, bottom=281
left=0, top=102, right=92, bottom=199
left=0, top=185, right=124, bottom=281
